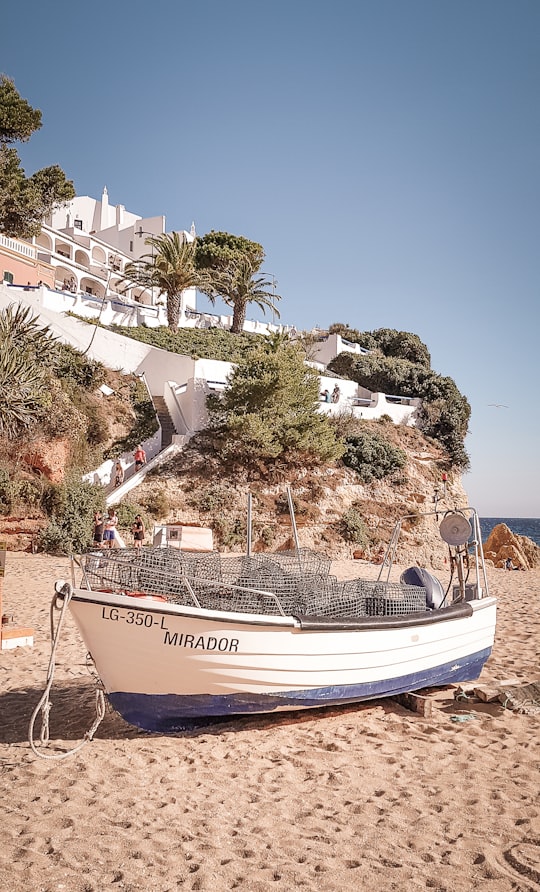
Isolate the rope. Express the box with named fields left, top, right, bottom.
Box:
left=28, top=582, right=106, bottom=760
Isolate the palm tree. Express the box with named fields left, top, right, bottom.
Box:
left=120, top=232, right=200, bottom=329
left=209, top=258, right=281, bottom=334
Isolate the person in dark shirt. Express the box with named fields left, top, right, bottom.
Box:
left=132, top=515, right=145, bottom=549
left=93, top=511, right=104, bottom=547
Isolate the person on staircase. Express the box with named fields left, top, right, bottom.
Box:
left=134, top=445, right=147, bottom=471
left=114, top=461, right=124, bottom=487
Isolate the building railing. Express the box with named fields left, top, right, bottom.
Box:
left=0, top=234, right=37, bottom=259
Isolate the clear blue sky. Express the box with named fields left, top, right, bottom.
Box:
left=2, top=0, right=539, bottom=517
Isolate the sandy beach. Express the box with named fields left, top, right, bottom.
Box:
left=1, top=553, right=539, bottom=892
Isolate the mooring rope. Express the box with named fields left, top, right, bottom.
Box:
left=28, top=582, right=106, bottom=760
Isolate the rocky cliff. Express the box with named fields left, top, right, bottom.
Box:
left=130, top=427, right=471, bottom=570
left=482, top=523, right=540, bottom=570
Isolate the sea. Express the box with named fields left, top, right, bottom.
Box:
left=480, top=517, right=540, bottom=547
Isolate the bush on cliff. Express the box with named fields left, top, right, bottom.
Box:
left=39, top=476, right=104, bottom=554
left=342, top=428, right=407, bottom=482
left=328, top=351, right=470, bottom=469
left=328, top=325, right=432, bottom=368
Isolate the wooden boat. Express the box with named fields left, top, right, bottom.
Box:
left=52, top=506, right=496, bottom=732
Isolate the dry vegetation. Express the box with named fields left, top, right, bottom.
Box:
left=126, top=423, right=466, bottom=568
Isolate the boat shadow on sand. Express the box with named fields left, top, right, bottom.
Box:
left=0, top=679, right=426, bottom=748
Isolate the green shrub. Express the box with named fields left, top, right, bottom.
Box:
left=0, top=469, right=16, bottom=515
left=142, top=488, right=170, bottom=518
left=39, top=477, right=105, bottom=554
left=107, top=324, right=264, bottom=363
left=15, top=478, right=42, bottom=507
left=114, top=502, right=148, bottom=528
left=342, top=430, right=407, bottom=482
left=329, top=350, right=470, bottom=468
left=212, top=516, right=247, bottom=548
left=191, top=484, right=231, bottom=513
left=208, top=342, right=344, bottom=469
left=0, top=469, right=42, bottom=514
left=85, top=402, right=110, bottom=445
left=340, top=508, right=369, bottom=547
left=257, top=525, right=276, bottom=548
left=328, top=325, right=431, bottom=368
left=55, top=343, right=105, bottom=389
left=113, top=502, right=151, bottom=540
left=38, top=519, right=66, bottom=554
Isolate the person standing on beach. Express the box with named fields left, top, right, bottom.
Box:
left=134, top=445, right=146, bottom=471
left=93, top=511, right=104, bottom=548
left=131, top=514, right=145, bottom=549
left=103, top=508, right=118, bottom=548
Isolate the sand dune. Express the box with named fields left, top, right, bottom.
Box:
left=1, top=553, right=539, bottom=891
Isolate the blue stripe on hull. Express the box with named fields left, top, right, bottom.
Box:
left=108, top=648, right=492, bottom=732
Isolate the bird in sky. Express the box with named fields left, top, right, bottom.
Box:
left=488, top=404, right=509, bottom=408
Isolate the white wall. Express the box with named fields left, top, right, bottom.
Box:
left=310, top=332, right=370, bottom=367
left=0, top=284, right=195, bottom=394
left=318, top=373, right=420, bottom=425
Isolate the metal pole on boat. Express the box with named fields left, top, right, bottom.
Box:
left=455, top=546, right=466, bottom=600
left=247, top=493, right=253, bottom=557
left=286, top=487, right=301, bottom=557
left=377, top=521, right=401, bottom=581
left=470, top=509, right=490, bottom=598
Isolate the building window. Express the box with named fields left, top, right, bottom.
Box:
left=74, top=219, right=83, bottom=230
left=129, top=240, right=133, bottom=252
left=3, top=271, right=14, bottom=284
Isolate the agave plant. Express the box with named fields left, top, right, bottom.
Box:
left=0, top=304, right=55, bottom=437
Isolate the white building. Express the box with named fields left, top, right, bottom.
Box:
left=30, top=187, right=197, bottom=316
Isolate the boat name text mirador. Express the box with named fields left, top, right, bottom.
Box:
left=163, top=631, right=239, bottom=652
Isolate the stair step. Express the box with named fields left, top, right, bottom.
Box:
left=151, top=396, right=176, bottom=447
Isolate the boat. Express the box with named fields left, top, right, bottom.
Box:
left=49, top=503, right=496, bottom=733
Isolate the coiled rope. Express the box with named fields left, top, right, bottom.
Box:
left=28, top=582, right=106, bottom=760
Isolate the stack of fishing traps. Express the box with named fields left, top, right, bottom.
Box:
left=82, top=547, right=427, bottom=618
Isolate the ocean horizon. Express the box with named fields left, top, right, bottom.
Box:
left=480, top=517, right=540, bottom=547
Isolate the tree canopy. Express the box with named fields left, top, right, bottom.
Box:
left=205, top=339, right=343, bottom=471
left=0, top=75, right=75, bottom=238
left=0, top=76, right=42, bottom=144
left=205, top=257, right=281, bottom=334
left=196, top=231, right=265, bottom=272
left=195, top=231, right=279, bottom=333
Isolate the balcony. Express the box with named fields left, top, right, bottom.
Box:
left=0, top=234, right=37, bottom=259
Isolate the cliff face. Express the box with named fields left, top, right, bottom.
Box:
left=8, top=414, right=536, bottom=572
left=131, top=428, right=471, bottom=570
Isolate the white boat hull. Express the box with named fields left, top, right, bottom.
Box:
left=68, top=589, right=497, bottom=731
